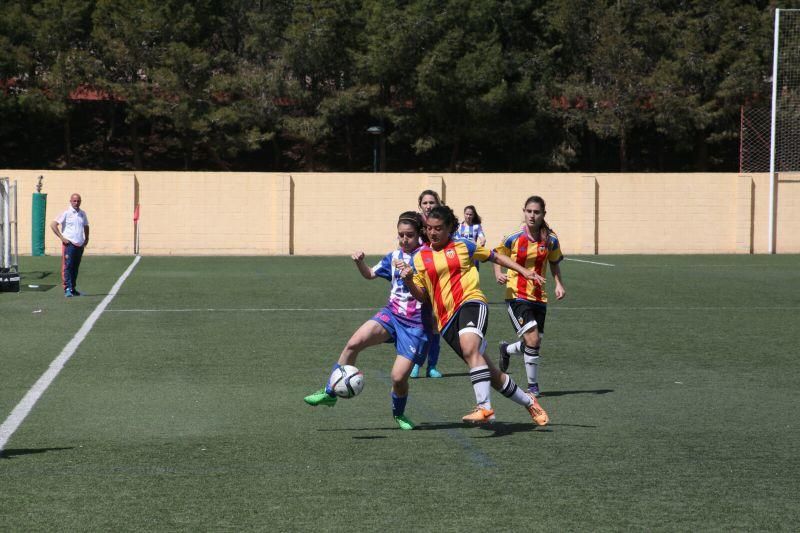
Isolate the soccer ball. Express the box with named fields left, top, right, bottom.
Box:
left=330, top=365, right=365, bottom=398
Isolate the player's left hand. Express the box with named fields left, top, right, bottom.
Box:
left=555, top=285, right=566, bottom=300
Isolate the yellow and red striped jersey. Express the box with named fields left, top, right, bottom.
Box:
left=411, top=238, right=493, bottom=331
left=495, top=229, right=563, bottom=303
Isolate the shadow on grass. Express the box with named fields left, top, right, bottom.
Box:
left=21, top=270, right=54, bottom=280
left=540, top=389, right=614, bottom=397
left=435, top=372, right=470, bottom=378
left=1, top=447, right=74, bottom=459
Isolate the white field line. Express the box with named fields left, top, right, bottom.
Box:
left=106, top=304, right=800, bottom=313
left=0, top=256, right=141, bottom=452
left=565, top=258, right=615, bottom=267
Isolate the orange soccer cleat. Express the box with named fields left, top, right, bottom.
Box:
left=526, top=392, right=549, bottom=426
left=462, top=406, right=496, bottom=425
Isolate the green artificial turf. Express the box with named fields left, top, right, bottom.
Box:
left=1, top=254, right=799, bottom=531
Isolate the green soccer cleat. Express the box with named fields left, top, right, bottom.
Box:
left=394, top=415, right=415, bottom=430
left=304, top=388, right=337, bottom=407
left=409, top=364, right=421, bottom=378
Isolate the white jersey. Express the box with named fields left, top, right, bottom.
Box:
left=455, top=222, right=485, bottom=243
left=54, top=207, right=89, bottom=246
left=371, top=249, right=424, bottom=327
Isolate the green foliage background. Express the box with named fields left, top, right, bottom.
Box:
left=0, top=0, right=778, bottom=172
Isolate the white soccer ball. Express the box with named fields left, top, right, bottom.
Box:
left=331, top=365, right=365, bottom=398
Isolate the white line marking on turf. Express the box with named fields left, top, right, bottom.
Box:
left=0, top=256, right=141, bottom=453
left=565, top=258, right=615, bottom=267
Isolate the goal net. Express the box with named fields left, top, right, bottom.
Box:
left=741, top=10, right=800, bottom=174
left=772, top=9, right=800, bottom=174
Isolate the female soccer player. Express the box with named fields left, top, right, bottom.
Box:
left=455, top=205, right=486, bottom=270
left=493, top=195, right=566, bottom=398
left=409, top=189, right=444, bottom=379
left=303, top=211, right=432, bottom=430
left=398, top=205, right=550, bottom=426
left=455, top=205, right=486, bottom=247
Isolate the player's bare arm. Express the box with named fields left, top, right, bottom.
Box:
left=352, top=251, right=375, bottom=280
left=490, top=253, right=544, bottom=285
left=551, top=261, right=566, bottom=300
left=493, top=261, right=508, bottom=285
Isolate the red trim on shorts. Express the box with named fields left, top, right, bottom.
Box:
left=61, top=243, right=67, bottom=290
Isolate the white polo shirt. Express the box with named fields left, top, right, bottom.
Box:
left=55, top=207, right=89, bottom=246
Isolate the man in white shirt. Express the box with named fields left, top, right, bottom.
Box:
left=50, top=193, right=90, bottom=297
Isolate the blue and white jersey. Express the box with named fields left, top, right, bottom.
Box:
left=372, top=249, right=423, bottom=327
left=455, top=222, right=485, bottom=243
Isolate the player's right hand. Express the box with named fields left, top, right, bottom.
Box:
left=352, top=251, right=365, bottom=262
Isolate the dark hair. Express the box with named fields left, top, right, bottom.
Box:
left=524, top=195, right=552, bottom=241
left=463, top=205, right=482, bottom=225
left=397, top=211, right=423, bottom=235
left=427, top=205, right=459, bottom=234
left=418, top=189, right=442, bottom=209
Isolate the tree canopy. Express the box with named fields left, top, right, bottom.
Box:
left=0, top=0, right=775, bottom=172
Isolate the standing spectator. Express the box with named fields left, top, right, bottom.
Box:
left=50, top=193, right=89, bottom=297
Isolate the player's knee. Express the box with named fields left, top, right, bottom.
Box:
left=522, top=343, right=540, bottom=356
left=345, top=337, right=366, bottom=352
left=390, top=368, right=406, bottom=386
left=523, top=330, right=540, bottom=346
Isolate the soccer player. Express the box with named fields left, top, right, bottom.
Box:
left=455, top=205, right=486, bottom=246
left=409, top=189, right=444, bottom=379
left=398, top=205, right=550, bottom=426
left=494, top=195, right=566, bottom=398
left=455, top=205, right=486, bottom=270
left=303, top=212, right=432, bottom=431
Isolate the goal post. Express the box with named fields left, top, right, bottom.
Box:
left=0, top=177, right=20, bottom=292
left=769, top=8, right=800, bottom=253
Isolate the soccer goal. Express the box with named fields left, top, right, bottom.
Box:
left=0, top=177, right=20, bottom=293
left=768, top=8, right=800, bottom=253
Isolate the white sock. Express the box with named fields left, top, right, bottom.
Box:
left=469, top=365, right=492, bottom=409
left=524, top=346, right=540, bottom=386
left=500, top=374, right=532, bottom=406
left=506, top=341, right=523, bottom=355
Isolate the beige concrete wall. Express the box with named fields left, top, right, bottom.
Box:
left=133, top=172, right=290, bottom=255
left=437, top=173, right=586, bottom=251
left=1, top=170, right=134, bottom=255
left=292, top=173, right=436, bottom=254
left=594, top=173, right=739, bottom=253
left=776, top=174, right=800, bottom=253
left=3, top=170, right=798, bottom=255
